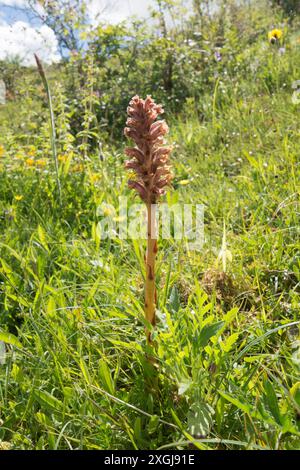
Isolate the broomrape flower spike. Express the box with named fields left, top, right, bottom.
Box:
left=124, top=95, right=173, bottom=343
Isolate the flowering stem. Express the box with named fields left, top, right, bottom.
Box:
left=145, top=203, right=158, bottom=342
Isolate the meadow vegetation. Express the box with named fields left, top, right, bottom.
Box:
left=0, top=0, right=299, bottom=450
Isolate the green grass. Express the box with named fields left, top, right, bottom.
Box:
left=0, top=23, right=299, bottom=450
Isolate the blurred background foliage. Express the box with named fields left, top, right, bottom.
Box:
left=1, top=0, right=299, bottom=150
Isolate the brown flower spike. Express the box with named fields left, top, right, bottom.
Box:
left=124, top=95, right=172, bottom=342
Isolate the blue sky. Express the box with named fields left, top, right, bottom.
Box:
left=0, top=0, right=156, bottom=65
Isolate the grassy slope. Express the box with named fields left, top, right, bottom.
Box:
left=0, top=28, right=299, bottom=450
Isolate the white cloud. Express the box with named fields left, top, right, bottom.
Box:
left=1, top=0, right=155, bottom=24
left=0, top=0, right=170, bottom=66
left=0, top=1, right=45, bottom=19
left=0, top=0, right=27, bottom=5
left=0, top=0, right=155, bottom=66
left=0, top=21, right=60, bottom=65
left=87, top=0, right=154, bottom=25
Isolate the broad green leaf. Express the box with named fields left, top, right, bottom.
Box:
left=169, top=286, right=180, bottom=313
left=244, top=355, right=264, bottom=363
left=290, top=382, right=300, bottom=407
left=134, top=416, right=142, bottom=439
left=148, top=415, right=159, bottom=434
left=218, top=391, right=251, bottom=414
left=0, top=330, right=23, bottom=349
left=37, top=225, right=49, bottom=252
left=223, top=307, right=239, bottom=324
left=35, top=411, right=53, bottom=426
left=221, top=332, right=239, bottom=352
left=80, top=357, right=92, bottom=385
left=263, top=379, right=282, bottom=426
left=46, top=296, right=56, bottom=317
left=188, top=402, right=214, bottom=437
left=33, top=389, right=64, bottom=412
left=99, top=359, right=114, bottom=394
left=198, top=321, right=225, bottom=348
left=7, top=293, right=29, bottom=307
left=62, top=387, right=74, bottom=401
left=1, top=259, right=13, bottom=275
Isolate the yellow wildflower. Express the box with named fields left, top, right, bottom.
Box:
left=25, top=158, right=35, bottom=166
left=27, top=145, right=37, bottom=157
left=36, top=159, right=47, bottom=167
left=0, top=145, right=5, bottom=157
left=268, top=29, right=283, bottom=44
left=103, top=206, right=113, bottom=217
left=178, top=179, right=190, bottom=185
left=59, top=152, right=74, bottom=163
left=89, top=173, right=101, bottom=183
left=15, top=195, right=23, bottom=201
left=72, top=163, right=84, bottom=172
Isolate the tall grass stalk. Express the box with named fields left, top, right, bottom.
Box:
left=34, top=54, right=62, bottom=206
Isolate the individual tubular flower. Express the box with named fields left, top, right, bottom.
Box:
left=124, top=95, right=173, bottom=342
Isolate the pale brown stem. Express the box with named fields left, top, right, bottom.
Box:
left=145, top=202, right=158, bottom=342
